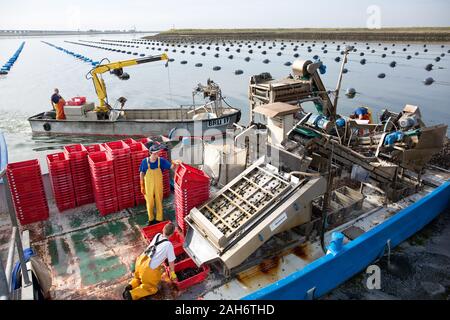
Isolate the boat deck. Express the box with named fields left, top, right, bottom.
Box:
left=0, top=168, right=448, bottom=300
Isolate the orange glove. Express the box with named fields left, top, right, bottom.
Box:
left=140, top=180, right=145, bottom=195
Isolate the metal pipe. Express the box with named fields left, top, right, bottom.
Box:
left=15, top=230, right=31, bottom=286
left=3, top=178, right=31, bottom=286
left=0, top=258, right=10, bottom=300
left=332, top=46, right=353, bottom=120
left=5, top=227, right=17, bottom=288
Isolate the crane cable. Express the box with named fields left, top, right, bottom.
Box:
left=166, top=62, right=174, bottom=107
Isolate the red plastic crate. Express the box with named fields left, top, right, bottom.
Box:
left=64, top=144, right=88, bottom=159
left=166, top=258, right=209, bottom=291
left=66, top=96, right=86, bottom=106
left=175, top=164, right=209, bottom=184
left=122, top=138, right=137, bottom=146
left=85, top=143, right=106, bottom=154
left=6, top=159, right=49, bottom=225
left=141, top=222, right=184, bottom=243
left=105, top=140, right=131, bottom=156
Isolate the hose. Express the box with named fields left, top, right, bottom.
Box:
left=288, top=170, right=322, bottom=178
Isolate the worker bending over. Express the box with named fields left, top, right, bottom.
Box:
left=123, top=222, right=177, bottom=300
left=349, top=106, right=372, bottom=122
left=51, top=88, right=66, bottom=120
left=140, top=144, right=181, bottom=225
left=350, top=106, right=373, bottom=135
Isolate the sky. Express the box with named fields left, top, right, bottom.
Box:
left=0, top=0, right=449, bottom=31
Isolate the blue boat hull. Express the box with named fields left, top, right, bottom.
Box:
left=243, top=181, right=450, bottom=300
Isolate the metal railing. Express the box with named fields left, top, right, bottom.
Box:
left=0, top=132, right=32, bottom=300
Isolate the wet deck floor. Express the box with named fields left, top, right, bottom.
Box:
left=18, top=196, right=177, bottom=300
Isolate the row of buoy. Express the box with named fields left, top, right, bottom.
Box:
left=1, top=42, right=25, bottom=75
left=103, top=38, right=446, bottom=51
left=85, top=39, right=447, bottom=70
left=98, top=38, right=447, bottom=57
left=42, top=41, right=100, bottom=66
left=64, top=40, right=146, bottom=58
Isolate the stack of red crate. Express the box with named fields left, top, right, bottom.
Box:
left=174, top=163, right=210, bottom=234
left=88, top=151, right=118, bottom=216
left=63, top=144, right=94, bottom=206
left=157, top=143, right=171, bottom=199
left=105, top=140, right=135, bottom=210
left=46, top=153, right=76, bottom=212
left=6, top=159, right=49, bottom=225
left=124, top=140, right=148, bottom=205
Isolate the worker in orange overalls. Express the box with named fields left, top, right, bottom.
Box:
left=123, top=222, right=178, bottom=300
left=50, top=88, right=66, bottom=120
left=139, top=144, right=181, bottom=225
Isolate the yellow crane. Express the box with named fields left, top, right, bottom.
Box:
left=86, top=53, right=169, bottom=114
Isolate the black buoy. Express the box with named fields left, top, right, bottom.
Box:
left=201, top=52, right=206, bottom=56
left=342, top=68, right=348, bottom=74
left=277, top=52, right=282, bottom=56
left=378, top=73, right=386, bottom=79
left=228, top=55, right=233, bottom=59
left=435, top=57, right=441, bottom=62
left=360, top=58, right=366, bottom=65
left=425, top=64, right=433, bottom=71
left=236, top=48, right=241, bottom=53
left=263, top=59, right=270, bottom=64
left=214, top=53, right=219, bottom=57
left=335, top=57, right=341, bottom=62
left=389, top=61, right=396, bottom=68
left=406, top=55, right=412, bottom=60
left=345, top=88, right=356, bottom=98
left=195, top=63, right=203, bottom=67
left=249, top=50, right=253, bottom=54
left=293, top=53, right=299, bottom=58
left=213, top=66, right=221, bottom=71
left=262, top=51, right=267, bottom=55
left=323, top=50, right=328, bottom=54
left=244, top=57, right=250, bottom=62
left=423, top=77, right=434, bottom=85
left=168, top=58, right=175, bottom=62
left=181, top=50, right=185, bottom=53
left=381, top=53, right=386, bottom=58
left=360, top=52, right=365, bottom=56
left=190, top=51, right=195, bottom=55
left=234, top=69, right=243, bottom=75
left=313, top=55, right=319, bottom=60
left=180, top=60, right=187, bottom=64
left=284, top=61, right=292, bottom=66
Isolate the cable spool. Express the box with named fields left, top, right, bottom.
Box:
left=292, top=60, right=313, bottom=77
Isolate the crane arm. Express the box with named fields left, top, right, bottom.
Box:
left=89, top=53, right=168, bottom=112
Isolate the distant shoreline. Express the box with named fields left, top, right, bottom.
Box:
left=0, top=31, right=159, bottom=38
left=147, top=27, right=450, bottom=42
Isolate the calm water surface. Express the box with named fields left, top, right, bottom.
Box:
left=1, top=33, right=449, bottom=168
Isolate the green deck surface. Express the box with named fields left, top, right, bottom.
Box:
left=27, top=195, right=176, bottom=300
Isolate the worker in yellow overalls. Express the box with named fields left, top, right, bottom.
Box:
left=139, top=144, right=181, bottom=225
left=123, top=222, right=178, bottom=300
